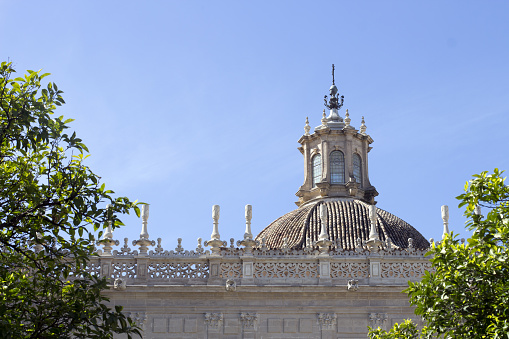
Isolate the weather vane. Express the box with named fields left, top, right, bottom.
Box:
left=324, top=64, right=344, bottom=110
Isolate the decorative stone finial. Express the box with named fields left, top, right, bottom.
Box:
left=211, top=205, right=220, bottom=240
left=239, top=204, right=258, bottom=253
left=99, top=204, right=119, bottom=255
left=321, top=110, right=327, bottom=127
left=366, top=204, right=382, bottom=250
left=344, top=109, right=351, bottom=128
left=205, top=204, right=226, bottom=254
left=318, top=204, right=328, bottom=241
left=195, top=237, right=204, bottom=254
left=360, top=116, right=367, bottom=134
left=441, top=205, right=449, bottom=239
left=314, top=204, right=332, bottom=253
left=103, top=204, right=113, bottom=240
left=408, top=238, right=414, bottom=248
left=133, top=204, right=155, bottom=255
left=244, top=204, right=253, bottom=240
left=304, top=117, right=311, bottom=136
left=140, top=204, right=149, bottom=239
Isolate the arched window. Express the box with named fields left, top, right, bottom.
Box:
left=329, top=151, right=345, bottom=184
left=312, top=154, right=322, bottom=188
left=353, top=153, right=362, bottom=185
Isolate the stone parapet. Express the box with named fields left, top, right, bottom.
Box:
left=90, top=239, right=432, bottom=289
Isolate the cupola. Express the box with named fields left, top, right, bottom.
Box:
left=296, top=65, right=378, bottom=206
left=255, top=65, right=429, bottom=250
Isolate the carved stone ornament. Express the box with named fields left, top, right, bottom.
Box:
left=204, top=312, right=223, bottom=329
left=369, top=312, right=388, bottom=330
left=225, top=279, right=236, bottom=292
left=240, top=312, right=258, bottom=329
left=126, top=312, right=147, bottom=330
left=317, top=312, right=337, bottom=330
left=113, top=278, right=126, bottom=290
left=347, top=279, right=358, bottom=291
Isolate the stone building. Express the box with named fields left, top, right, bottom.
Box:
left=96, top=68, right=434, bottom=338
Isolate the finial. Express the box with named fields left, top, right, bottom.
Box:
left=360, top=116, right=366, bottom=134
left=321, top=110, right=327, bottom=126
left=211, top=205, right=220, bottom=240
left=332, top=64, right=335, bottom=85
left=344, top=109, right=351, bottom=128
left=318, top=204, right=329, bottom=241
left=205, top=204, right=226, bottom=254
left=367, top=204, right=382, bottom=250
left=99, top=204, right=119, bottom=255
left=239, top=204, right=258, bottom=252
left=244, top=204, right=253, bottom=240
left=304, top=117, right=310, bottom=136
left=103, top=204, right=113, bottom=240
left=140, top=204, right=149, bottom=239
left=441, top=205, right=449, bottom=239
left=368, top=205, right=379, bottom=241
left=315, top=203, right=333, bottom=253
left=133, top=204, right=155, bottom=255
left=408, top=238, right=414, bottom=249
left=324, top=64, right=344, bottom=111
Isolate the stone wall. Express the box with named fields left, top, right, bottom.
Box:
left=93, top=237, right=430, bottom=338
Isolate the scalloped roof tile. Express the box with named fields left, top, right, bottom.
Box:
left=255, top=198, right=429, bottom=250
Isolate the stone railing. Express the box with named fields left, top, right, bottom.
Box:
left=92, top=204, right=434, bottom=289
left=91, top=237, right=432, bottom=289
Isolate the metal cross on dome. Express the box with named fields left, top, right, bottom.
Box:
left=324, top=64, right=344, bottom=111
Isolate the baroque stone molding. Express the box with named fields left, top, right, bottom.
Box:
left=347, top=279, right=358, bottom=291
left=113, top=278, right=126, bottom=290
left=317, top=312, right=337, bottom=330
left=369, top=312, right=388, bottom=330
left=204, top=312, right=223, bottom=329
left=240, top=312, right=258, bottom=330
left=225, top=279, right=236, bottom=292
left=126, top=312, right=147, bottom=330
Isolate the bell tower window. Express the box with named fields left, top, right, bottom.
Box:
left=353, top=153, right=362, bottom=185
left=312, top=154, right=322, bottom=188
left=330, top=151, right=345, bottom=184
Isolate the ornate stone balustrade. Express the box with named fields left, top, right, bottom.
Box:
left=88, top=237, right=432, bottom=287
left=87, top=204, right=434, bottom=288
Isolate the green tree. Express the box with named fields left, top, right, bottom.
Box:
left=0, top=61, right=141, bottom=338
left=368, top=169, right=509, bottom=338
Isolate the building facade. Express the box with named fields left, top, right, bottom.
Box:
left=97, top=68, right=433, bottom=338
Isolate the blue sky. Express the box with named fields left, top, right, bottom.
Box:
left=2, top=1, right=509, bottom=250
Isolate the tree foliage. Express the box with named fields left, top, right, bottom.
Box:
left=0, top=61, right=141, bottom=338
left=368, top=169, right=509, bottom=338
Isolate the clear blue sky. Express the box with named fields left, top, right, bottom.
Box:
left=2, top=1, right=508, bottom=250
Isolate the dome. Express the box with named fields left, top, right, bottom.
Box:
left=255, top=198, right=429, bottom=250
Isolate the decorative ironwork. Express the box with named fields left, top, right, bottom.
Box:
left=324, top=64, right=344, bottom=110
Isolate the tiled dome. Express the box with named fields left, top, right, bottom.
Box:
left=255, top=198, right=429, bottom=250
